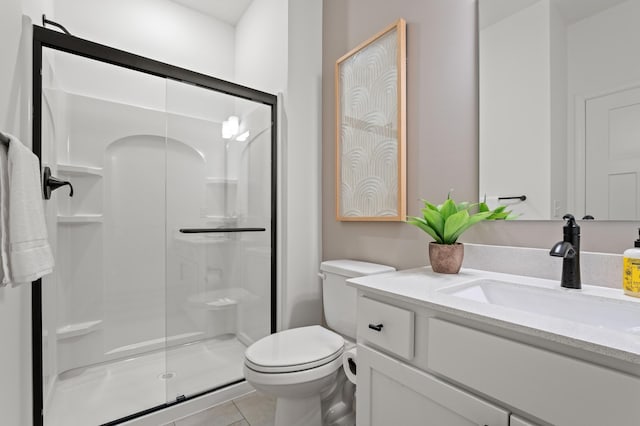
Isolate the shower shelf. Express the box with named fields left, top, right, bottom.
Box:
left=203, top=215, right=238, bottom=221
left=206, top=297, right=238, bottom=310
left=56, top=320, right=102, bottom=340
left=188, top=288, right=254, bottom=310
left=57, top=163, right=103, bottom=176
left=57, top=214, right=104, bottom=223
left=206, top=177, right=238, bottom=184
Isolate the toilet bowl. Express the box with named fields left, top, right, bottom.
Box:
left=243, top=260, right=395, bottom=426
left=244, top=326, right=347, bottom=426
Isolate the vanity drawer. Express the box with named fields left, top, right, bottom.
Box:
left=357, top=296, right=414, bottom=360
left=427, top=318, right=640, bottom=426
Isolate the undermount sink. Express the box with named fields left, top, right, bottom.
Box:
left=439, top=279, right=640, bottom=335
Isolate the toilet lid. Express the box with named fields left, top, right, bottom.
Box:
left=245, top=326, right=345, bottom=373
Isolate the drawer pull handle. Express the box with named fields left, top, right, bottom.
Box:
left=368, top=323, right=384, bottom=332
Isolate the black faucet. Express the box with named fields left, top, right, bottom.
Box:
left=549, top=214, right=581, bottom=289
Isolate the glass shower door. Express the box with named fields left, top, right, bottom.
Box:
left=164, top=79, right=274, bottom=401
left=39, top=47, right=170, bottom=425
left=35, top=29, right=276, bottom=425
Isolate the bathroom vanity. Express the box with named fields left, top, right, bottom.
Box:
left=348, top=268, right=640, bottom=426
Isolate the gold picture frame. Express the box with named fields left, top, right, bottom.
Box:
left=335, top=19, right=406, bottom=222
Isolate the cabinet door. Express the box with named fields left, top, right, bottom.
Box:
left=357, top=345, right=509, bottom=426
left=510, top=415, right=539, bottom=426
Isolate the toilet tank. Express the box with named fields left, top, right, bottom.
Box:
left=320, top=260, right=395, bottom=339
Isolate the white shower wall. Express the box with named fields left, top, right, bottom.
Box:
left=35, top=10, right=241, bottom=391
left=49, top=0, right=323, bottom=345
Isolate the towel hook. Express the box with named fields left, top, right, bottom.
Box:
left=43, top=166, right=74, bottom=200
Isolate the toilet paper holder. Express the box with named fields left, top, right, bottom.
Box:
left=343, top=347, right=358, bottom=385
left=347, top=357, right=356, bottom=375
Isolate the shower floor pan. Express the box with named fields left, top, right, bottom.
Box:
left=45, top=334, right=247, bottom=426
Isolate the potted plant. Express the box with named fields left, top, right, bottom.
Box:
left=407, top=195, right=514, bottom=274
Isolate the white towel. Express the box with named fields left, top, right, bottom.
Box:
left=0, top=134, right=54, bottom=286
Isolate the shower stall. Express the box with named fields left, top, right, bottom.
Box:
left=32, top=27, right=276, bottom=425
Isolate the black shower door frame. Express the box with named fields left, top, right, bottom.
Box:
left=31, top=24, right=278, bottom=426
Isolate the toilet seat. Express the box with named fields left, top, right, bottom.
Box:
left=245, top=325, right=344, bottom=373
left=243, top=355, right=344, bottom=388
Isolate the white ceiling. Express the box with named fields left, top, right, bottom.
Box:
left=480, top=0, right=630, bottom=29
left=170, top=0, right=253, bottom=25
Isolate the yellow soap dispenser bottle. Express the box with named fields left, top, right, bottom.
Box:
left=623, top=228, right=640, bottom=297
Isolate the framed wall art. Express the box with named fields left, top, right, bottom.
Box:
left=335, top=19, right=406, bottom=221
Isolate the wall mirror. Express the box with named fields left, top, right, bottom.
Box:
left=479, top=0, right=640, bottom=221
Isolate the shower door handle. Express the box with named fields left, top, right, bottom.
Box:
left=179, top=228, right=266, bottom=233
left=43, top=166, right=74, bottom=200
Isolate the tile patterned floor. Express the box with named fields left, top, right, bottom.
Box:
left=167, top=391, right=276, bottom=426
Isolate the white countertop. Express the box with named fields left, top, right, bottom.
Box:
left=347, top=267, right=640, bottom=365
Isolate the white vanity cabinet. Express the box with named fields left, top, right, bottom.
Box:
left=354, top=293, right=640, bottom=426
left=356, top=344, right=509, bottom=426
left=356, top=296, right=510, bottom=426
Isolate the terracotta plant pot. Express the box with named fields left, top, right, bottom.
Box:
left=428, top=242, right=464, bottom=274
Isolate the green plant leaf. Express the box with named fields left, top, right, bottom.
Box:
left=449, top=211, right=493, bottom=242
left=489, top=212, right=508, bottom=220
left=421, top=207, right=444, bottom=240
left=439, top=198, right=457, bottom=221
left=422, top=200, right=439, bottom=211
left=408, top=194, right=516, bottom=243
left=407, top=217, right=443, bottom=243
left=424, top=201, right=440, bottom=213
left=443, top=210, right=470, bottom=243
left=487, top=205, right=506, bottom=219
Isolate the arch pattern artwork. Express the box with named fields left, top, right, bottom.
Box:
left=335, top=19, right=406, bottom=221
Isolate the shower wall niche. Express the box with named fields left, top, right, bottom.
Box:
left=35, top=30, right=276, bottom=426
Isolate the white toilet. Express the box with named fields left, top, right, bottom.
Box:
left=243, top=260, right=395, bottom=426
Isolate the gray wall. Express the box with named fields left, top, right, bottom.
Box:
left=322, top=0, right=638, bottom=271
